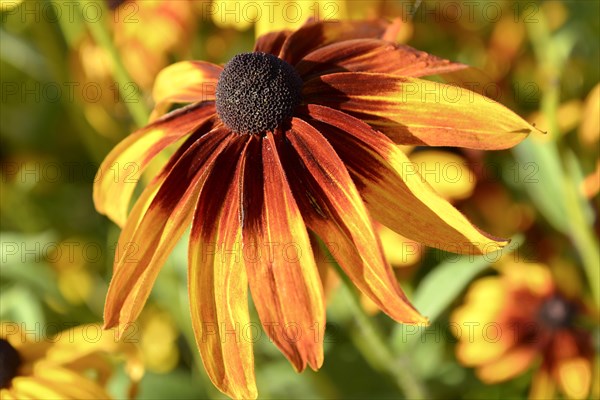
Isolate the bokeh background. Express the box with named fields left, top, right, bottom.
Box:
left=1, top=0, right=598, bottom=399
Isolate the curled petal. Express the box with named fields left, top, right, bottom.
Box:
left=281, top=117, right=426, bottom=325
left=279, top=20, right=389, bottom=65
left=303, top=73, right=534, bottom=149
left=296, top=39, right=467, bottom=80
left=103, top=128, right=232, bottom=332
left=188, top=135, right=257, bottom=400
left=241, top=133, right=325, bottom=372
left=151, top=61, right=222, bottom=120
left=93, top=102, right=216, bottom=227
left=301, top=104, right=509, bottom=255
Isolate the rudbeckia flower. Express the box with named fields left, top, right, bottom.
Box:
left=94, top=20, right=535, bottom=398
left=451, top=262, right=596, bottom=399
left=0, top=323, right=142, bottom=399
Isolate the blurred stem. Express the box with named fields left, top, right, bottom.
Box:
left=410, top=0, right=424, bottom=19
left=333, top=263, right=427, bottom=399
left=31, top=4, right=111, bottom=163
left=563, top=168, right=600, bottom=306
left=78, top=0, right=148, bottom=127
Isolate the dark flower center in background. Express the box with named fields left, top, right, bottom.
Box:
left=0, top=338, right=22, bottom=389
left=538, top=295, right=576, bottom=329
left=106, top=0, right=130, bottom=10
left=216, top=52, right=303, bottom=135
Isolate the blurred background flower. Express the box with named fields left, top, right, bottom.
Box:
left=452, top=261, right=596, bottom=399
left=0, top=322, right=142, bottom=399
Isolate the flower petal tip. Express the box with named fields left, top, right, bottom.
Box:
left=407, top=313, right=430, bottom=327
left=220, top=384, right=258, bottom=400
left=531, top=122, right=548, bottom=135
left=307, top=350, right=325, bottom=372
left=102, top=320, right=117, bottom=336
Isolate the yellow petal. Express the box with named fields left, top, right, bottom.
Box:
left=151, top=61, right=222, bottom=120
left=451, top=277, right=511, bottom=366
left=409, top=150, right=476, bottom=202
left=579, top=84, right=600, bottom=145
left=477, top=346, right=538, bottom=383
left=303, top=73, right=535, bottom=149
left=303, top=104, right=509, bottom=255
left=254, top=1, right=348, bottom=38
left=500, top=262, right=554, bottom=297
left=377, top=224, right=423, bottom=267
left=529, top=368, right=556, bottom=400
left=11, top=376, right=68, bottom=399
left=188, top=135, right=257, bottom=399
left=33, top=365, right=112, bottom=399
left=103, top=128, right=232, bottom=331
left=556, top=357, right=592, bottom=400
left=1, top=389, right=17, bottom=400
left=93, top=102, right=216, bottom=227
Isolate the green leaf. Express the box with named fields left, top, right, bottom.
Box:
left=391, top=235, right=523, bottom=351
left=0, top=286, right=46, bottom=326
left=512, top=140, right=569, bottom=232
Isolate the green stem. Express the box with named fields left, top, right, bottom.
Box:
left=79, top=0, right=148, bottom=127
left=333, top=263, right=427, bottom=399
left=563, top=166, right=600, bottom=306
left=526, top=13, right=600, bottom=307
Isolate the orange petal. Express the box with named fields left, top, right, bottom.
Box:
left=188, top=134, right=257, bottom=400
left=302, top=105, right=508, bottom=254
left=381, top=17, right=402, bottom=42
left=309, top=233, right=341, bottom=301
left=93, top=102, right=216, bottom=227
left=477, top=345, right=538, bottom=383
left=281, top=117, right=427, bottom=325
left=241, top=133, right=325, bottom=372
left=103, top=128, right=232, bottom=332
left=279, top=20, right=390, bottom=65
left=303, top=73, right=534, bottom=149
left=151, top=61, right=222, bottom=120
left=253, top=30, right=291, bottom=55
left=296, top=39, right=467, bottom=81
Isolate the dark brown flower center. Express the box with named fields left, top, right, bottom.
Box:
left=0, top=338, right=22, bottom=389
left=215, top=52, right=302, bottom=135
left=537, top=295, right=575, bottom=329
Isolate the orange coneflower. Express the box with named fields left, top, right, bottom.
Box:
left=0, top=323, right=142, bottom=399
left=94, top=20, right=535, bottom=398
left=451, top=262, right=596, bottom=399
